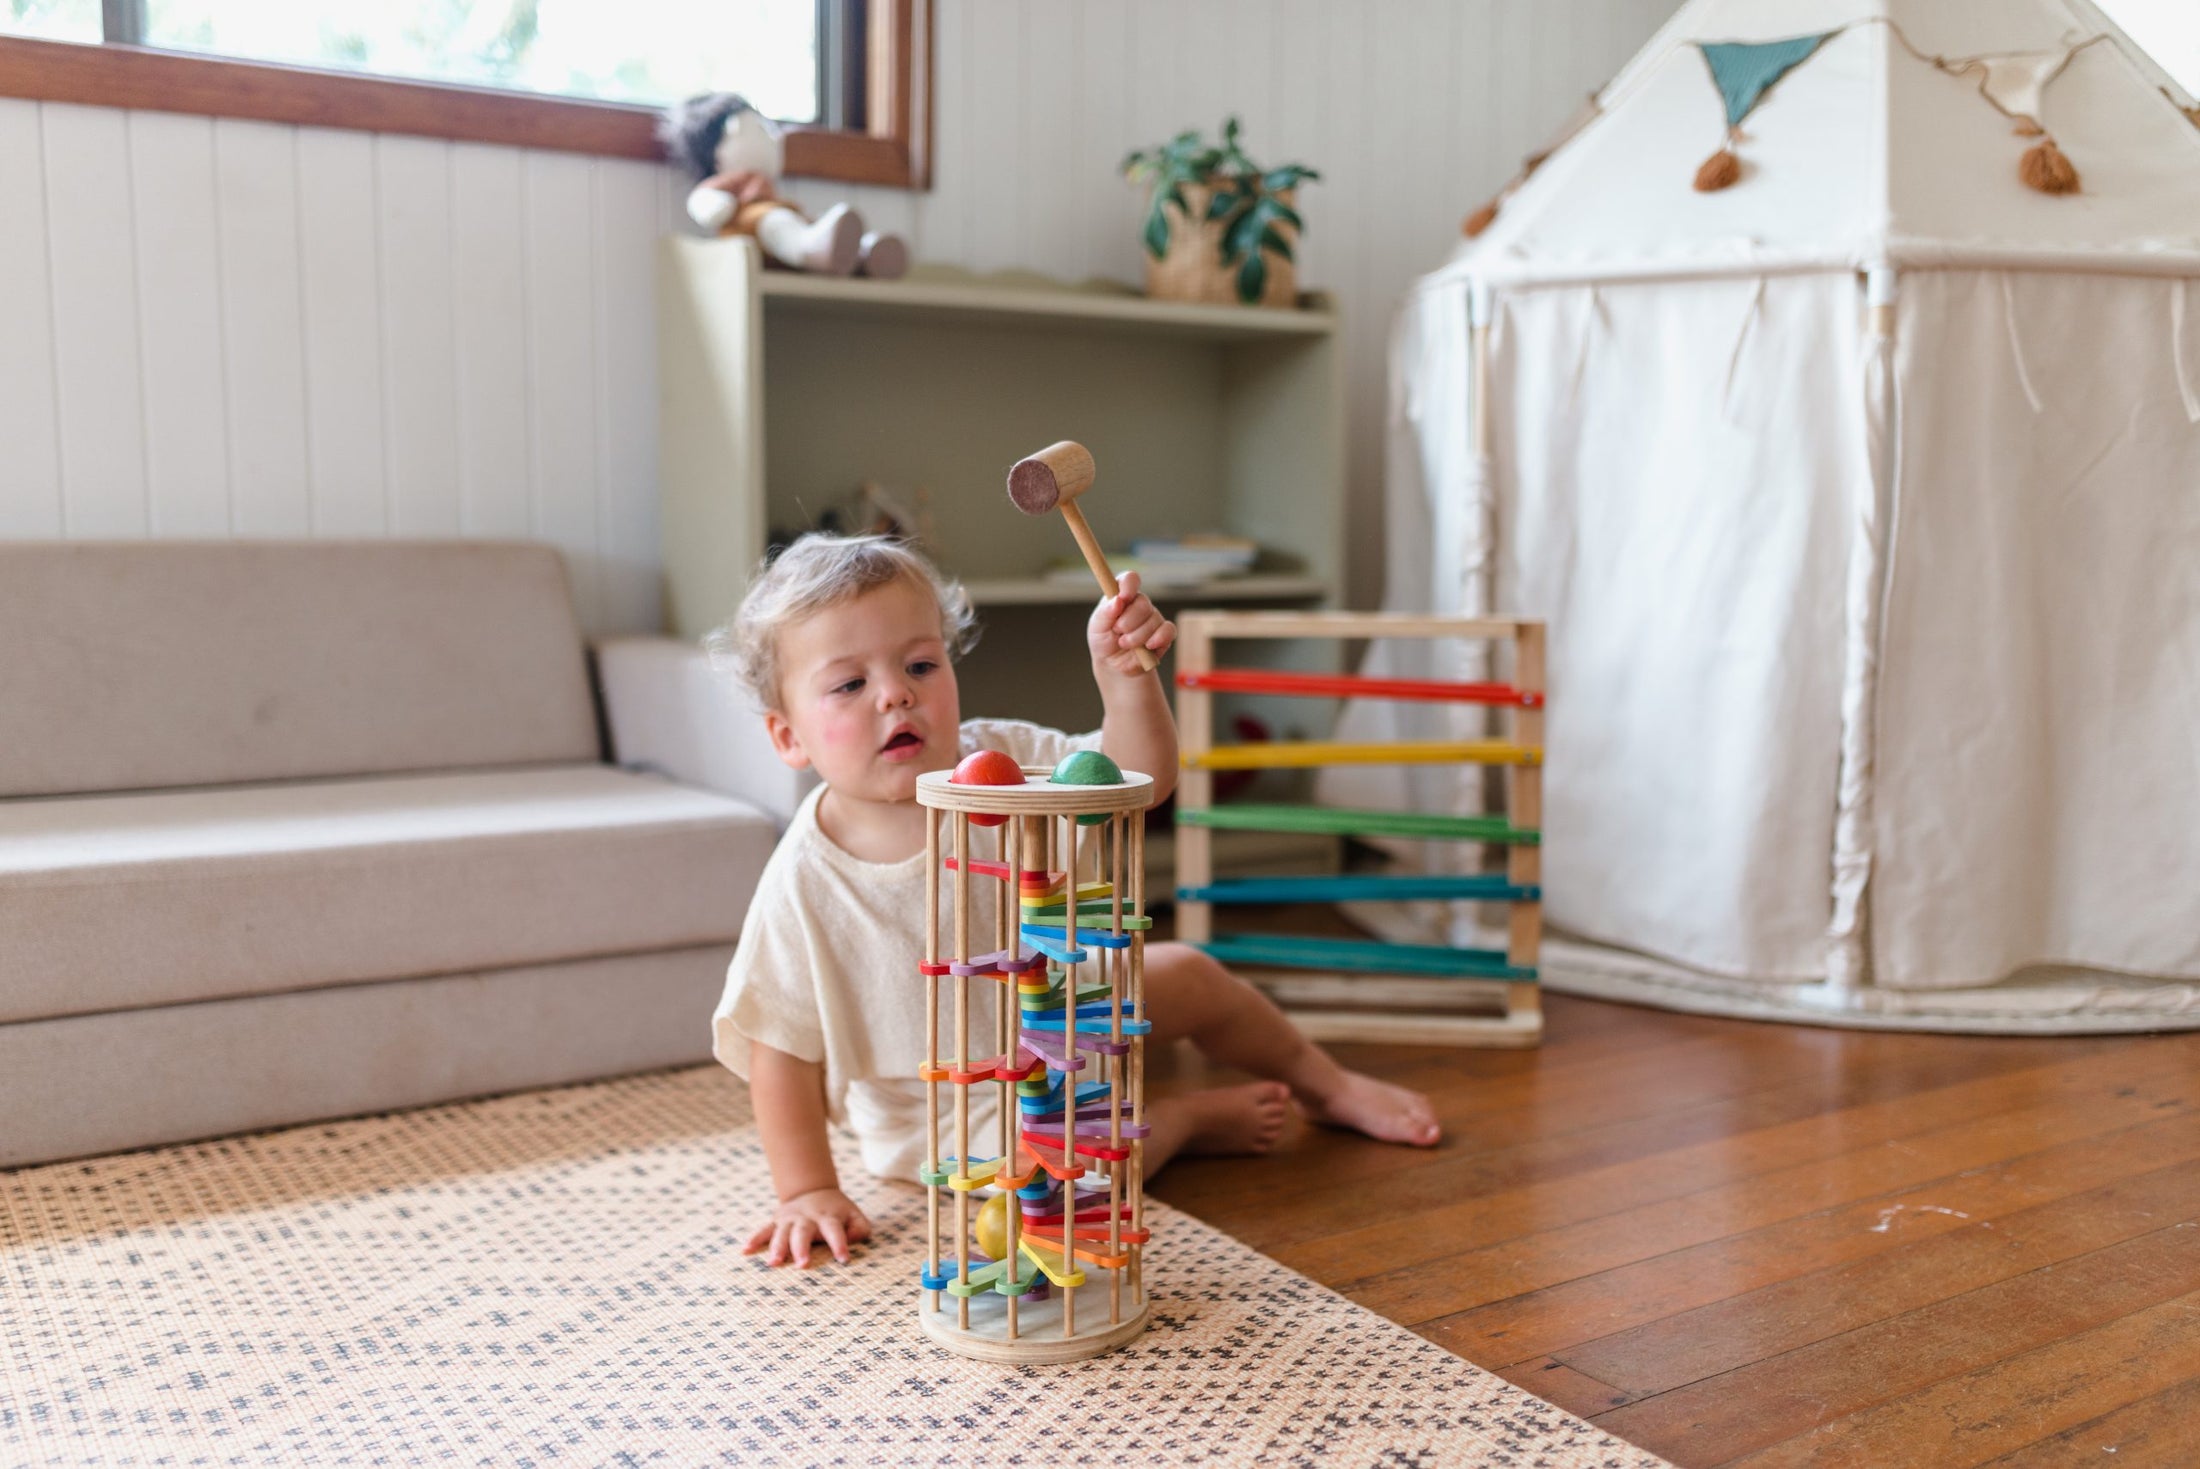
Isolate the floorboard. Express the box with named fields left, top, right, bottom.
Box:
left=1146, top=990, right=2200, bottom=1468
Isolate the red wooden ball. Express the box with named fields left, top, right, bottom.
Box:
left=948, top=748, right=1023, bottom=827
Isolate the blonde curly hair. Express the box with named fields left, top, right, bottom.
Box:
left=707, top=533, right=978, bottom=710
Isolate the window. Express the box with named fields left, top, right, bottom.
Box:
left=0, top=0, right=928, bottom=185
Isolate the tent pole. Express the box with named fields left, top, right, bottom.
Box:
left=1829, top=262, right=1900, bottom=997
left=1470, top=279, right=1493, bottom=458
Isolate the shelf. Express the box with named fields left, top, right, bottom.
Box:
left=662, top=236, right=1346, bottom=734
left=760, top=263, right=1339, bottom=343
left=961, top=574, right=1331, bottom=607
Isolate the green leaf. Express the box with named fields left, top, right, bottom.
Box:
left=1143, top=206, right=1171, bottom=260
left=1222, top=208, right=1263, bottom=264
left=1261, top=226, right=1294, bottom=261
left=1269, top=200, right=1305, bottom=231
left=1237, top=251, right=1267, bottom=304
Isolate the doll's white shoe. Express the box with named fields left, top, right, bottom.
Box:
left=801, top=204, right=865, bottom=274
left=856, top=231, right=909, bottom=280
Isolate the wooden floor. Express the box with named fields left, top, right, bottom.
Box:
left=1147, top=991, right=2200, bottom=1468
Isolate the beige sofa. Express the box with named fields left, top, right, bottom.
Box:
left=0, top=541, right=795, bottom=1168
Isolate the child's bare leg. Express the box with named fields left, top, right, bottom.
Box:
left=1141, top=941, right=1441, bottom=1148
left=1141, top=1083, right=1292, bottom=1177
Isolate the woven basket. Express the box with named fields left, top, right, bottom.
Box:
left=1143, top=184, right=1298, bottom=309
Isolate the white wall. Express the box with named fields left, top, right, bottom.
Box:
left=0, top=1, right=1675, bottom=629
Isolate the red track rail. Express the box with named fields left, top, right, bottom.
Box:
left=1176, top=667, right=1542, bottom=707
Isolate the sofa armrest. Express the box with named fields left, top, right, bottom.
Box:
left=593, top=636, right=816, bottom=828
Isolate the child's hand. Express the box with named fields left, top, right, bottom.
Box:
left=1088, top=570, right=1175, bottom=676
left=744, top=1187, right=874, bottom=1268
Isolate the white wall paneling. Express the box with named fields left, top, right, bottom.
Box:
left=295, top=128, right=388, bottom=536
left=213, top=117, right=311, bottom=537
left=129, top=112, right=229, bottom=536
left=593, top=160, right=666, bottom=635
left=0, top=98, right=62, bottom=537
left=43, top=101, right=146, bottom=538
left=376, top=134, right=461, bottom=539
left=450, top=142, right=533, bottom=542
left=522, top=151, right=603, bottom=628
left=3, top=1, right=1678, bottom=625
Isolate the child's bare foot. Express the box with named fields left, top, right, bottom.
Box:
left=1303, top=1070, right=1441, bottom=1147
left=1143, top=1082, right=1293, bottom=1175
left=1184, top=1081, right=1293, bottom=1155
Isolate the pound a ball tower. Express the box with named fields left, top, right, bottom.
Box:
left=915, top=749, right=1157, bottom=1363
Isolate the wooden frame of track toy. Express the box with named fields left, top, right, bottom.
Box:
left=915, top=755, right=1157, bottom=1363
left=1172, top=611, right=1545, bottom=1048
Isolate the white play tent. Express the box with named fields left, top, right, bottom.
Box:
left=1345, top=0, right=2200, bottom=1031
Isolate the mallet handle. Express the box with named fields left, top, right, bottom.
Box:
left=1059, top=501, right=1159, bottom=674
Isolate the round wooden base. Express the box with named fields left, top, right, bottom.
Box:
left=918, top=1288, right=1150, bottom=1364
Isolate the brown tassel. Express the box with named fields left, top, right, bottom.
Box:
left=1462, top=200, right=1500, bottom=237
left=1694, top=148, right=1741, bottom=192
left=2019, top=136, right=2080, bottom=195
left=2011, top=117, right=2044, bottom=138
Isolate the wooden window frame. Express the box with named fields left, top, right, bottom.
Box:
left=0, top=0, right=930, bottom=187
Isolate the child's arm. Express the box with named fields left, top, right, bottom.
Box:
left=743, top=1039, right=873, bottom=1268
left=1088, top=569, right=1179, bottom=804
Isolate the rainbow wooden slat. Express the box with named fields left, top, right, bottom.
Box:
left=1196, top=932, right=1537, bottom=981
left=1184, top=739, right=1540, bottom=770
left=1017, top=1236, right=1088, bottom=1289
left=1175, top=802, right=1539, bottom=845
left=1021, top=922, right=1134, bottom=950
left=1019, top=1133, right=1085, bottom=1181
left=1021, top=1218, right=1152, bottom=1247
left=943, top=857, right=1066, bottom=885
left=947, top=1157, right=1003, bottom=1191
left=1021, top=1126, right=1133, bottom=1163
left=1177, top=875, right=1540, bottom=904
left=1177, top=666, right=1541, bottom=706
left=1020, top=930, right=1090, bottom=965
left=1018, top=880, right=1116, bottom=907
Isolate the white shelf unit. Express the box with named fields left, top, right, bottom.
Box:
left=659, top=237, right=1346, bottom=730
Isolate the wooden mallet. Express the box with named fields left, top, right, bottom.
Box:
left=1006, top=440, right=1159, bottom=673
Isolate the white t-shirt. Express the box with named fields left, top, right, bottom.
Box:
left=712, top=718, right=1103, bottom=1182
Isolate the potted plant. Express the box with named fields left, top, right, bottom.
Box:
left=1122, top=117, right=1318, bottom=308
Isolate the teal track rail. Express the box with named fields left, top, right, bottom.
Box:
left=1178, top=875, right=1538, bottom=904
left=1195, top=934, right=1537, bottom=981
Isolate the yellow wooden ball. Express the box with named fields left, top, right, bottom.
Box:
left=974, top=1192, right=1010, bottom=1260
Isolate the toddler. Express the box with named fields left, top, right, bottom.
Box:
left=711, top=533, right=1440, bottom=1269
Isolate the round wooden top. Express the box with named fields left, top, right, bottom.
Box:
left=916, top=766, right=1155, bottom=817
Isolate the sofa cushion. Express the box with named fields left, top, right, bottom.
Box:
left=0, top=541, right=601, bottom=798
left=0, top=766, right=772, bottom=1024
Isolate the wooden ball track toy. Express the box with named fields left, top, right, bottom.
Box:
left=915, top=750, right=1157, bottom=1363
left=1172, top=610, right=1548, bottom=1048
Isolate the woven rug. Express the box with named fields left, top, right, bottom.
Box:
left=1, top=1067, right=1664, bottom=1468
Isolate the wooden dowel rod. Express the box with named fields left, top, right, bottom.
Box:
left=924, top=806, right=941, bottom=1313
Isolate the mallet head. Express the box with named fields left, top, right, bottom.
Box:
left=1006, top=440, right=1096, bottom=515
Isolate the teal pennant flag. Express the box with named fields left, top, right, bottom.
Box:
left=1696, top=34, right=1834, bottom=129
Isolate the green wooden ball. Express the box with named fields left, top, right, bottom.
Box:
left=1049, top=749, right=1124, bottom=824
